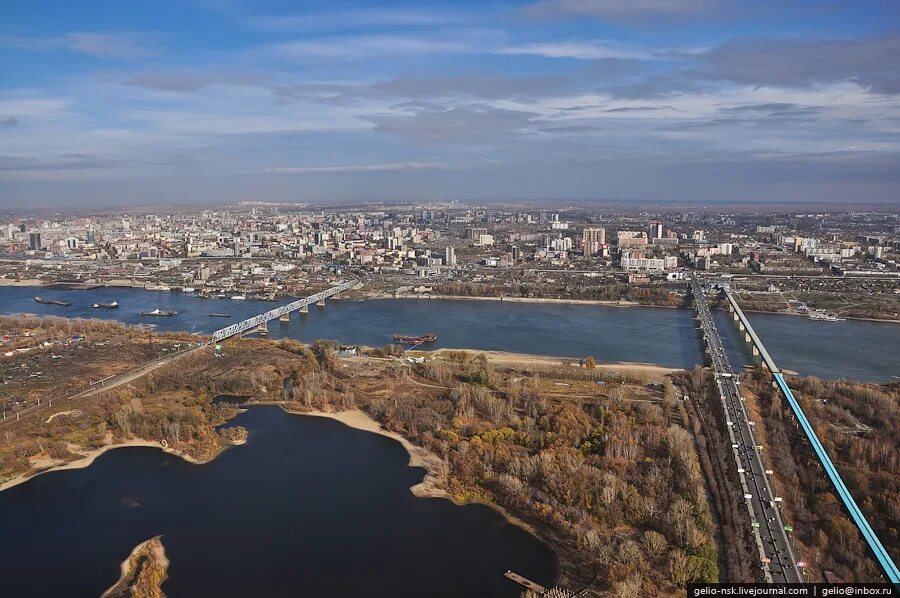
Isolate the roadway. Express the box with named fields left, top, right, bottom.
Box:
left=691, top=277, right=803, bottom=583
left=722, top=284, right=900, bottom=584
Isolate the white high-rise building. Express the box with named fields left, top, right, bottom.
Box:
left=444, top=246, right=456, bottom=267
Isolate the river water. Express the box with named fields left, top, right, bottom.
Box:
left=1, top=287, right=897, bottom=380
left=0, top=407, right=557, bottom=597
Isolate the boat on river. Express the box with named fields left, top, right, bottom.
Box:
left=91, top=300, right=119, bottom=309
left=808, top=311, right=845, bottom=322
left=34, top=296, right=71, bottom=307
left=141, top=308, right=178, bottom=317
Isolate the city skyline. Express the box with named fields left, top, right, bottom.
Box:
left=2, top=0, right=899, bottom=206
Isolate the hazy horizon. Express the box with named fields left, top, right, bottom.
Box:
left=2, top=0, right=899, bottom=207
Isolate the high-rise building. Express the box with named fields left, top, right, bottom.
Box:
left=466, top=227, right=487, bottom=240
left=582, top=227, right=606, bottom=255
left=28, top=232, right=41, bottom=250
left=616, top=230, right=649, bottom=250
left=444, top=246, right=456, bottom=267
left=648, top=221, right=664, bottom=240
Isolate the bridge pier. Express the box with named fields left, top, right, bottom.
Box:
left=745, top=332, right=752, bottom=344
left=752, top=345, right=759, bottom=357
left=738, top=320, right=745, bottom=331
left=258, top=321, right=268, bottom=336
left=316, top=298, right=326, bottom=307
left=733, top=311, right=739, bottom=322
left=279, top=313, right=290, bottom=323
left=299, top=304, right=309, bottom=313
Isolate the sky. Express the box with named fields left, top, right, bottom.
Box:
left=1, top=0, right=899, bottom=207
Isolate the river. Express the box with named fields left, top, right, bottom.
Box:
left=0, top=407, right=557, bottom=597
left=1, top=287, right=897, bottom=380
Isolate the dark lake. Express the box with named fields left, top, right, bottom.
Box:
left=0, top=406, right=557, bottom=597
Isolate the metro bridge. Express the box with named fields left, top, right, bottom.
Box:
left=211, top=280, right=356, bottom=342
left=708, top=279, right=899, bottom=585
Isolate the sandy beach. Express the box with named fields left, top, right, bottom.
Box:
left=0, top=278, right=44, bottom=287
left=422, top=348, right=679, bottom=379
left=293, top=407, right=543, bottom=536
left=0, top=439, right=217, bottom=493
left=293, top=408, right=447, bottom=499
left=367, top=291, right=675, bottom=309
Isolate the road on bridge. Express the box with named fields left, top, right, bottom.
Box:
left=691, top=277, right=803, bottom=584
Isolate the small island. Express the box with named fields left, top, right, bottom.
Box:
left=103, top=536, right=169, bottom=598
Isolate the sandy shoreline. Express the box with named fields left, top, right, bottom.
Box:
left=369, top=292, right=677, bottom=309
left=297, top=408, right=447, bottom=499
left=0, top=278, right=44, bottom=286
left=102, top=535, right=170, bottom=598
left=422, top=348, right=679, bottom=378
left=0, top=403, right=554, bottom=580
left=286, top=407, right=543, bottom=536
left=0, top=439, right=215, bottom=493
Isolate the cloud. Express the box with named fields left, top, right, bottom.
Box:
left=694, top=36, right=900, bottom=94
left=0, top=154, right=121, bottom=172
left=245, top=9, right=462, bottom=32
left=0, top=116, right=19, bottom=127
left=274, top=74, right=566, bottom=105
left=63, top=33, right=155, bottom=59
left=366, top=104, right=538, bottom=143
left=264, top=162, right=443, bottom=174
left=522, top=0, right=724, bottom=21
left=0, top=32, right=155, bottom=60
left=499, top=40, right=650, bottom=60
left=125, top=72, right=212, bottom=93
left=271, top=32, right=495, bottom=59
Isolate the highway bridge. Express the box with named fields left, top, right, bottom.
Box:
left=690, top=277, right=803, bottom=583
left=211, top=280, right=355, bottom=342
left=720, top=284, right=900, bottom=585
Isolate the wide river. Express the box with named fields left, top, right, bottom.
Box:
left=0, top=407, right=557, bottom=597
left=1, top=286, right=898, bottom=380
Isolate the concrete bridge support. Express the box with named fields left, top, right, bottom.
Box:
left=745, top=332, right=752, bottom=344
left=316, top=298, right=326, bottom=307
left=299, top=304, right=308, bottom=313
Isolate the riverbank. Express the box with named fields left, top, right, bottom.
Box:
left=0, top=438, right=226, bottom=493
left=421, top=348, right=678, bottom=380
left=288, top=407, right=547, bottom=541
left=296, top=408, right=447, bottom=500
left=736, top=306, right=900, bottom=325
left=0, top=278, right=44, bottom=286
left=357, top=291, right=900, bottom=324
left=365, top=291, right=680, bottom=310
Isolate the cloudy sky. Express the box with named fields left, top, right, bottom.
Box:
left=1, top=0, right=898, bottom=206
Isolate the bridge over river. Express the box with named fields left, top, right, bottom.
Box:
left=211, top=280, right=356, bottom=342
left=693, top=276, right=899, bottom=585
